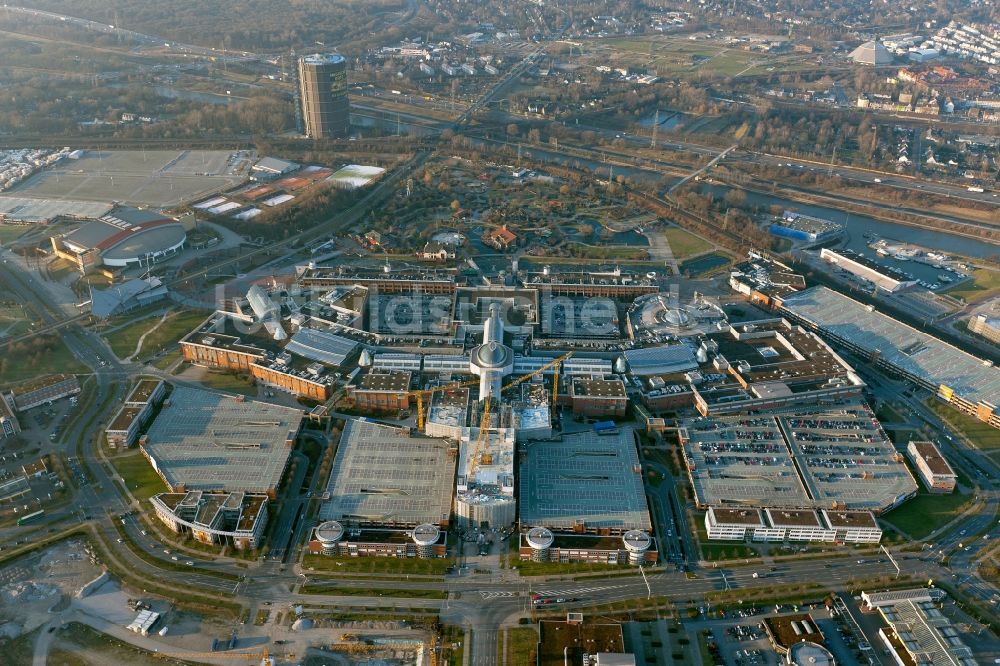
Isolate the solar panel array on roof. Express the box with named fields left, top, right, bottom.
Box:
left=285, top=327, right=358, bottom=366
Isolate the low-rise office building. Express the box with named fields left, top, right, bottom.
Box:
left=569, top=377, right=628, bottom=417
left=308, top=521, right=447, bottom=559
left=820, top=248, right=916, bottom=292
left=106, top=379, right=165, bottom=448
left=705, top=506, right=883, bottom=544
left=906, top=440, right=957, bottom=493
left=969, top=313, right=1000, bottom=345
left=518, top=527, right=656, bottom=566
left=351, top=370, right=411, bottom=412
left=151, top=490, right=268, bottom=550
left=7, top=374, right=81, bottom=412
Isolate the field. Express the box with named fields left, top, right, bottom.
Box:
left=109, top=450, right=167, bottom=500
left=881, top=490, right=972, bottom=540
left=0, top=301, right=32, bottom=338
left=303, top=553, right=452, bottom=575
left=0, top=338, right=87, bottom=385
left=663, top=226, right=712, bottom=259
left=0, top=223, right=38, bottom=244
left=925, top=399, right=1000, bottom=451
left=499, top=628, right=538, bottom=665
left=103, top=309, right=208, bottom=360
left=8, top=150, right=250, bottom=207
left=942, top=267, right=1000, bottom=303
left=49, top=622, right=202, bottom=666
left=196, top=369, right=258, bottom=396
left=593, top=36, right=813, bottom=78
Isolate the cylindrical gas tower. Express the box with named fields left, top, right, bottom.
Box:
left=525, top=527, right=554, bottom=562
left=314, top=520, right=344, bottom=555
left=622, top=530, right=652, bottom=565
left=298, top=54, right=350, bottom=138
left=411, top=523, right=441, bottom=559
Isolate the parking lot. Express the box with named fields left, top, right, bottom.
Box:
left=679, top=403, right=918, bottom=511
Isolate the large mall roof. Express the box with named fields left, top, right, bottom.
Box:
left=780, top=287, right=1000, bottom=407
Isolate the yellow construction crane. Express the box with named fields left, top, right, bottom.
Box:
left=401, top=378, right=481, bottom=429
left=467, top=352, right=573, bottom=481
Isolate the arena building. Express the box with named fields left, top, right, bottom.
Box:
left=50, top=207, right=186, bottom=272
left=625, top=293, right=728, bottom=341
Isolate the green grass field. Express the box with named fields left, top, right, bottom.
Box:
left=513, top=557, right=636, bottom=576
left=564, top=243, right=649, bottom=260
left=943, top=267, right=1000, bottom=303
left=500, top=628, right=538, bottom=666
left=882, top=490, right=972, bottom=540
left=925, top=398, right=1000, bottom=450
left=0, top=303, right=33, bottom=339
left=198, top=370, right=258, bottom=396
left=104, top=309, right=208, bottom=360
left=300, top=584, right=447, bottom=599
left=303, top=553, right=452, bottom=575
left=0, top=224, right=38, bottom=245
left=109, top=450, right=167, bottom=500
left=663, top=226, right=712, bottom=259
left=0, top=339, right=87, bottom=386
left=593, top=37, right=810, bottom=78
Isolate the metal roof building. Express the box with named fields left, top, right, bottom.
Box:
left=285, top=327, right=358, bottom=366
left=622, top=344, right=698, bottom=375
left=319, top=419, right=456, bottom=527
left=518, top=427, right=651, bottom=534
left=779, top=287, right=1000, bottom=428
left=141, top=386, right=302, bottom=497
left=90, top=277, right=167, bottom=319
